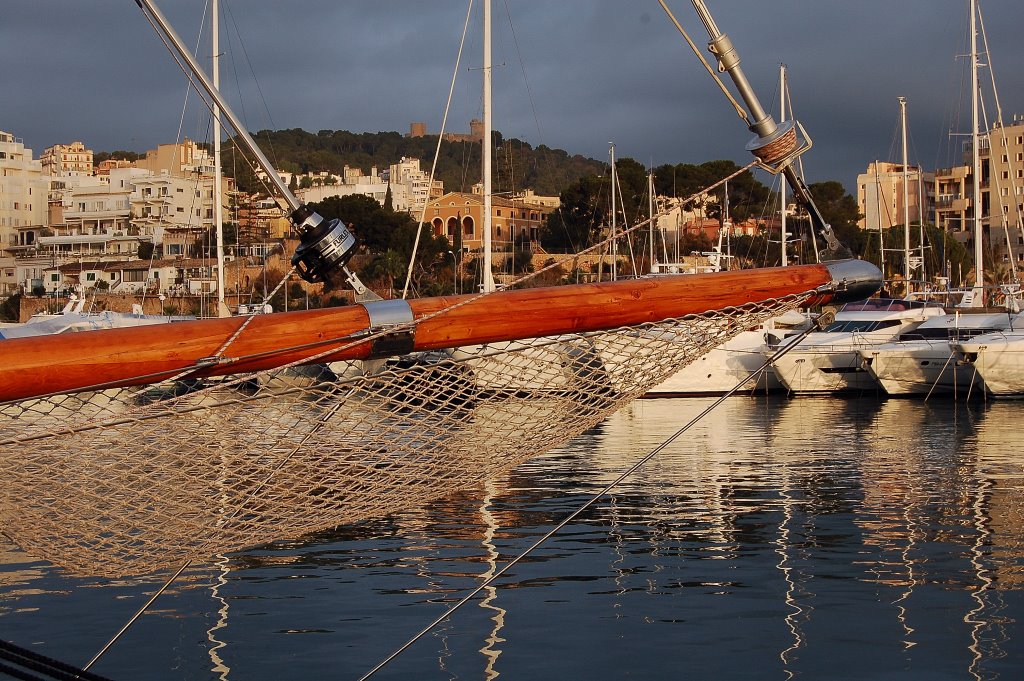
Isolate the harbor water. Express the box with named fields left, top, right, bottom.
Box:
left=2, top=395, right=1024, bottom=679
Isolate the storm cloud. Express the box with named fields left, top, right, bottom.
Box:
left=3, top=1, right=1021, bottom=193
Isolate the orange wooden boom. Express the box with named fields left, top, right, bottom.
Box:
left=0, top=260, right=879, bottom=402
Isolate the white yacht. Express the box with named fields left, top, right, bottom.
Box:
left=645, top=310, right=814, bottom=396
left=767, top=298, right=945, bottom=394
left=952, top=318, right=1024, bottom=397
left=0, top=296, right=193, bottom=339
left=860, top=310, right=1016, bottom=397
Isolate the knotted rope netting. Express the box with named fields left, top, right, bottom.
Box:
left=0, top=291, right=810, bottom=577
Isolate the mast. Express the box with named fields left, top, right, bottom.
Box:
left=212, top=0, right=229, bottom=317
left=723, top=179, right=731, bottom=267
left=900, top=96, right=911, bottom=288
left=779, top=64, right=788, bottom=267
left=918, top=164, right=926, bottom=281
left=481, top=0, right=496, bottom=293
left=610, top=143, right=617, bottom=281
left=648, top=170, right=656, bottom=272
left=970, top=0, right=984, bottom=292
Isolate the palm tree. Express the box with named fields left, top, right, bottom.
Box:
left=362, top=249, right=406, bottom=297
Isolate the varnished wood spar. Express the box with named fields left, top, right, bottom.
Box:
left=0, top=263, right=837, bottom=402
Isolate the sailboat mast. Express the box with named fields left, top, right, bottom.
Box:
left=900, top=96, right=911, bottom=288
left=481, top=0, right=496, bottom=293
left=971, top=0, right=984, bottom=291
left=779, top=64, right=788, bottom=267
left=723, top=179, right=731, bottom=267
left=648, top=170, right=655, bottom=272
left=212, top=0, right=228, bottom=316
left=918, top=173, right=926, bottom=275
left=610, top=143, right=617, bottom=281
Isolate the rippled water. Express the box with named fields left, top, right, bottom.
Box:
left=3, top=396, right=1024, bottom=680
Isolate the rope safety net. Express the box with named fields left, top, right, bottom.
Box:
left=0, top=290, right=812, bottom=578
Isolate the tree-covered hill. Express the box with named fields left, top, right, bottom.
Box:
left=223, top=127, right=605, bottom=197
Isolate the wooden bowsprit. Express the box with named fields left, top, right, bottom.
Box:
left=0, top=260, right=878, bottom=403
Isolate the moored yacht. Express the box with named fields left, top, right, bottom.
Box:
left=767, top=298, right=944, bottom=394
left=645, top=309, right=814, bottom=396
left=860, top=310, right=1017, bottom=397
left=952, top=318, right=1024, bottom=397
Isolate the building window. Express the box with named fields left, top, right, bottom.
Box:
left=86, top=272, right=96, bottom=282
left=50, top=273, right=59, bottom=282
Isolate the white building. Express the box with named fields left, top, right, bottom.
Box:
left=292, top=158, right=443, bottom=215
left=130, top=172, right=218, bottom=256
left=388, top=157, right=443, bottom=214
left=857, top=161, right=932, bottom=231
left=0, top=131, right=48, bottom=294
left=298, top=169, right=387, bottom=206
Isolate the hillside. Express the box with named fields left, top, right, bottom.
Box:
left=224, top=128, right=605, bottom=197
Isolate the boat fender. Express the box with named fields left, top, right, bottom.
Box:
left=362, top=299, right=415, bottom=359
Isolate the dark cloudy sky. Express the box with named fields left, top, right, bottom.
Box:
left=3, top=1, right=1022, bottom=193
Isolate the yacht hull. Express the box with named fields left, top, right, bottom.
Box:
left=862, top=341, right=984, bottom=396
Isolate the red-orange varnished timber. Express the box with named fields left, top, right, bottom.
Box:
left=0, top=261, right=878, bottom=402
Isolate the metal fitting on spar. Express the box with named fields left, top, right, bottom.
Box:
left=290, top=206, right=359, bottom=284
left=820, top=259, right=884, bottom=304
left=359, top=299, right=416, bottom=359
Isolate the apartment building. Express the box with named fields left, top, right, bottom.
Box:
left=0, top=131, right=48, bottom=294
left=980, top=117, right=1024, bottom=264
left=857, top=161, right=933, bottom=231
left=40, top=169, right=150, bottom=262
left=40, top=141, right=94, bottom=177
left=131, top=173, right=217, bottom=256
left=933, top=165, right=970, bottom=240
left=136, top=139, right=217, bottom=177
left=388, top=157, right=444, bottom=214
left=131, top=140, right=231, bottom=256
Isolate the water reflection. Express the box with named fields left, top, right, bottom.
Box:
left=1, top=397, right=1024, bottom=679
